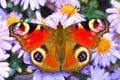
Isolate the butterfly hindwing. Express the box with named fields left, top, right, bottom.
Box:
left=62, top=41, right=90, bottom=72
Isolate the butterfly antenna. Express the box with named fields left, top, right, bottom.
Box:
left=61, top=6, right=78, bottom=24
left=40, top=7, right=57, bottom=25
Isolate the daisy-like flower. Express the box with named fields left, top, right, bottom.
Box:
left=0, top=20, right=14, bottom=53
left=7, top=11, right=22, bottom=26
left=0, top=62, right=11, bottom=80
left=87, top=66, right=111, bottom=80
left=81, top=65, right=90, bottom=75
left=23, top=52, right=70, bottom=80
left=45, top=1, right=85, bottom=28
left=12, top=41, right=28, bottom=58
left=111, top=67, right=120, bottom=80
left=91, top=32, right=120, bottom=67
left=106, top=0, right=120, bottom=33
left=0, top=52, right=11, bottom=80
left=0, top=0, right=7, bottom=8
left=0, top=8, right=7, bottom=20
left=11, top=0, right=46, bottom=10
left=70, top=76, right=79, bottom=80
left=51, top=0, right=80, bottom=9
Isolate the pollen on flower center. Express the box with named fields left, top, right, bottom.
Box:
left=96, top=38, right=111, bottom=54
left=58, top=3, right=79, bottom=16
left=7, top=15, right=21, bottom=26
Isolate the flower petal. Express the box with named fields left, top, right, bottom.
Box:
left=0, top=40, right=12, bottom=50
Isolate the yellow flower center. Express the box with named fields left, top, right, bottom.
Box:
left=96, top=38, right=111, bottom=54
left=58, top=3, right=79, bottom=16
left=7, top=15, right=21, bottom=26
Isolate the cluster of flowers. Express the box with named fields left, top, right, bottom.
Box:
left=0, top=0, right=120, bottom=80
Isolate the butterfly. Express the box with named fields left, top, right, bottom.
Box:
left=9, top=19, right=107, bottom=72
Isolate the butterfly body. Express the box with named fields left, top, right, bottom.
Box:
left=9, top=19, right=107, bottom=72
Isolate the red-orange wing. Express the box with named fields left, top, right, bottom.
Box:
left=9, top=22, right=55, bottom=52
left=66, top=19, right=107, bottom=48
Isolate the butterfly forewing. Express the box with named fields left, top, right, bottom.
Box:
left=65, top=19, right=107, bottom=49
left=9, top=22, right=55, bottom=52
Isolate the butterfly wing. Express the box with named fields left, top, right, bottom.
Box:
left=62, top=19, right=107, bottom=71
left=65, top=19, right=107, bottom=49
left=9, top=22, right=55, bottom=52
left=10, top=22, right=60, bottom=72
left=62, top=41, right=90, bottom=72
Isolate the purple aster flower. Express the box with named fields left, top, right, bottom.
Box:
left=0, top=0, right=7, bottom=8
left=87, top=66, right=111, bottom=80
left=106, top=0, right=120, bottom=33
left=91, top=32, right=120, bottom=67
left=81, top=64, right=90, bottom=75
left=70, top=76, right=79, bottom=80
left=0, top=20, right=14, bottom=53
left=51, top=0, right=80, bottom=9
left=111, top=67, right=120, bottom=80
left=12, top=41, right=28, bottom=58
left=23, top=52, right=70, bottom=80
left=44, top=2, right=85, bottom=28
left=0, top=62, right=11, bottom=80
left=6, top=11, right=22, bottom=26
left=0, top=48, right=11, bottom=80
left=0, top=52, right=9, bottom=61
left=11, top=0, right=47, bottom=10
left=0, top=8, right=7, bottom=20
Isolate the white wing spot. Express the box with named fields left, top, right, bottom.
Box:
left=90, top=37, right=93, bottom=40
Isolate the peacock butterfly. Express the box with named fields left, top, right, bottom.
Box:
left=9, top=19, right=108, bottom=72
